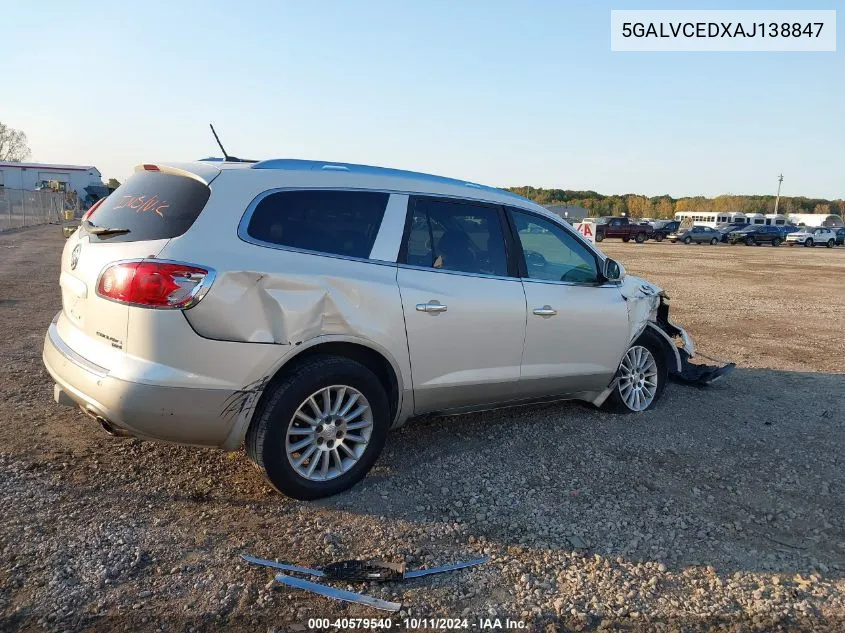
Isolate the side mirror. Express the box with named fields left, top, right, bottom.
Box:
left=603, top=258, right=624, bottom=281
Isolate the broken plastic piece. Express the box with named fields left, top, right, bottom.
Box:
left=672, top=348, right=735, bottom=386
left=322, top=559, right=405, bottom=582
left=242, top=554, right=488, bottom=581
left=275, top=573, right=402, bottom=612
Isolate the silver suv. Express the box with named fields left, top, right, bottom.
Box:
left=43, top=159, right=698, bottom=499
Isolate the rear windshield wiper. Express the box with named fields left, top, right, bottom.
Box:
left=82, top=219, right=131, bottom=236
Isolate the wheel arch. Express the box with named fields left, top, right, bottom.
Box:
left=223, top=336, right=408, bottom=450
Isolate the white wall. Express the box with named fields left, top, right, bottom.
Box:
left=787, top=213, right=844, bottom=227
left=0, top=165, right=102, bottom=199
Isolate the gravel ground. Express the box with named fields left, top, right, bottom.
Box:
left=1, top=226, right=843, bottom=632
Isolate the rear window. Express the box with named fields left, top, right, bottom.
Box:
left=86, top=171, right=210, bottom=242
left=244, top=190, right=389, bottom=259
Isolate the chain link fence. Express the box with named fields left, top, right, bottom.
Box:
left=0, top=188, right=82, bottom=232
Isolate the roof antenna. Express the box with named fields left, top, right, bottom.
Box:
left=209, top=123, right=232, bottom=161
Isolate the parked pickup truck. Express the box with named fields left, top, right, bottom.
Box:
left=594, top=217, right=654, bottom=243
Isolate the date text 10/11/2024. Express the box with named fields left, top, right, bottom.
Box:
left=307, top=617, right=527, bottom=629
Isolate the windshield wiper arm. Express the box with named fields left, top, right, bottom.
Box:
left=82, top=220, right=131, bottom=236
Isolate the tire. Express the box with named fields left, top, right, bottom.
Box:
left=654, top=234, right=664, bottom=242
left=635, top=232, right=647, bottom=243
left=805, top=238, right=813, bottom=247
left=603, top=331, right=667, bottom=413
left=622, top=237, right=631, bottom=243
left=683, top=236, right=692, bottom=244
left=827, top=239, right=834, bottom=248
left=710, top=238, right=718, bottom=245
left=772, top=238, right=782, bottom=247
left=745, top=237, right=756, bottom=246
left=595, top=232, right=604, bottom=242
left=246, top=355, right=390, bottom=500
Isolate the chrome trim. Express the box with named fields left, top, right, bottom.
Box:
left=94, top=258, right=217, bottom=310
left=47, top=319, right=109, bottom=378
left=521, top=277, right=620, bottom=289
left=397, top=262, right=520, bottom=282
left=274, top=573, right=402, bottom=612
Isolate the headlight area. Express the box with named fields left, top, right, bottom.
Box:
left=654, top=294, right=735, bottom=386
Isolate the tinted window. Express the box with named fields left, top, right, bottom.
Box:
left=246, top=190, right=388, bottom=258
left=403, top=199, right=508, bottom=276
left=86, top=171, right=210, bottom=242
left=511, top=210, right=599, bottom=284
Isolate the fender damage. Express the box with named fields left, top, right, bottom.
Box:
left=620, top=275, right=735, bottom=387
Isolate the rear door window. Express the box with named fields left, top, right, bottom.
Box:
left=245, top=190, right=388, bottom=259
left=85, top=171, right=210, bottom=243
left=401, top=198, right=509, bottom=277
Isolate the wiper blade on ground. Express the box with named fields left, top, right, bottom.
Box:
left=82, top=220, right=131, bottom=236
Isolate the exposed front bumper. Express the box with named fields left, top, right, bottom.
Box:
left=43, top=319, right=241, bottom=448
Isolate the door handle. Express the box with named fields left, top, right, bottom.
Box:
left=416, top=300, right=448, bottom=314
left=533, top=305, right=557, bottom=317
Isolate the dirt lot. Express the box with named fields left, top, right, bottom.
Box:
left=1, top=226, right=843, bottom=632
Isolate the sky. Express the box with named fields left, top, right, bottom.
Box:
left=3, top=0, right=843, bottom=199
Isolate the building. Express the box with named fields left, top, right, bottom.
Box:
left=543, top=204, right=590, bottom=223
left=0, top=162, right=104, bottom=202
left=786, top=213, right=844, bottom=228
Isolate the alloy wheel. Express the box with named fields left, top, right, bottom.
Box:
left=285, top=385, right=373, bottom=482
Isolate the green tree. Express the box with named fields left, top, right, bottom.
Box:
left=106, top=178, right=121, bottom=190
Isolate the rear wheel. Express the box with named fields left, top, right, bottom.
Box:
left=595, top=232, right=605, bottom=242
left=635, top=232, right=647, bottom=243
left=683, top=236, right=692, bottom=244
left=604, top=333, right=667, bottom=413
left=654, top=234, right=664, bottom=242
left=246, top=355, right=389, bottom=500
left=622, top=237, right=631, bottom=243
left=745, top=237, right=756, bottom=246
left=710, top=237, right=718, bottom=245
left=772, top=237, right=782, bottom=247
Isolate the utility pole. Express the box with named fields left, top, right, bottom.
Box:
left=773, top=173, right=784, bottom=215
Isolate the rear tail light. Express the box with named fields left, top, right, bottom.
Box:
left=82, top=198, right=105, bottom=222
left=96, top=260, right=214, bottom=309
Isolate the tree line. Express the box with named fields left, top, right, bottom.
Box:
left=507, top=186, right=845, bottom=219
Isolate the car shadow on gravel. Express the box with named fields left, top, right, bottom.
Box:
left=318, top=366, right=845, bottom=577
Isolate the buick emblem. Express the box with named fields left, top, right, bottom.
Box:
left=70, top=244, right=81, bottom=270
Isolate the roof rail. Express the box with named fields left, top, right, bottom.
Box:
left=250, top=159, right=527, bottom=200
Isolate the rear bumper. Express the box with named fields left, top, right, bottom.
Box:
left=43, top=319, right=241, bottom=449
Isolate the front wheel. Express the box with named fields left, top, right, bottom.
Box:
left=710, top=238, right=718, bottom=245
left=827, top=239, right=835, bottom=248
left=683, top=236, right=692, bottom=244
left=622, top=237, right=631, bottom=243
left=604, top=334, right=667, bottom=413
left=595, top=232, right=605, bottom=242
left=246, top=355, right=390, bottom=500
left=654, top=234, right=664, bottom=242
left=746, top=237, right=756, bottom=246
left=772, top=238, right=782, bottom=247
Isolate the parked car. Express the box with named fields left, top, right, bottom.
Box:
left=668, top=225, right=721, bottom=245
left=727, top=225, right=784, bottom=246
left=785, top=226, right=837, bottom=248
left=43, top=159, right=704, bottom=499
left=779, top=224, right=801, bottom=236
left=650, top=220, right=680, bottom=242
left=715, top=222, right=748, bottom=243
left=594, top=216, right=654, bottom=243
left=833, top=227, right=845, bottom=246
